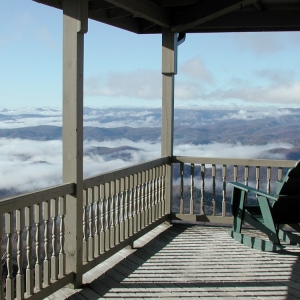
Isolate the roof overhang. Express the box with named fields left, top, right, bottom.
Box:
left=33, top=0, right=300, bottom=34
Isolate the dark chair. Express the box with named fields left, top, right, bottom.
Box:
left=229, top=161, right=300, bottom=251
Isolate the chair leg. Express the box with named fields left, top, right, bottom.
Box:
left=257, top=196, right=280, bottom=244
left=232, top=188, right=246, bottom=234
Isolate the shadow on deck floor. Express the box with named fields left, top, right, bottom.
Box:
left=47, top=224, right=300, bottom=300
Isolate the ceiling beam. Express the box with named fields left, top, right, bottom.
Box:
left=160, top=0, right=199, bottom=7
left=188, top=10, right=300, bottom=33
left=89, top=1, right=115, bottom=12
left=88, top=9, right=141, bottom=33
left=171, top=0, right=257, bottom=32
left=104, top=0, right=171, bottom=28
left=107, top=8, right=133, bottom=19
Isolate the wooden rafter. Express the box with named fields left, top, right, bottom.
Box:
left=104, top=0, right=171, bottom=28
left=171, top=0, right=258, bottom=32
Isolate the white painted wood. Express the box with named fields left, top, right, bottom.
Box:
left=132, top=174, right=138, bottom=234
left=200, top=164, right=205, bottom=215
left=161, top=28, right=176, bottom=220
left=173, top=156, right=296, bottom=168
left=87, top=188, right=94, bottom=261
left=83, top=157, right=170, bottom=189
left=124, top=177, right=129, bottom=240
left=93, top=186, right=100, bottom=257
left=34, top=203, right=42, bottom=291
left=222, top=165, right=227, bottom=217
left=16, top=209, right=24, bottom=300
left=114, top=179, right=120, bottom=246
left=104, top=182, right=110, bottom=251
left=58, top=197, right=66, bottom=278
left=62, top=0, right=88, bottom=288
left=190, top=164, right=194, bottom=215
left=212, top=164, right=216, bottom=216
left=128, top=175, right=134, bottom=237
left=5, top=213, right=14, bottom=300
left=109, top=181, right=115, bottom=249
left=256, top=166, right=260, bottom=190
left=0, top=216, right=3, bottom=300
left=99, top=184, right=105, bottom=254
left=51, top=198, right=58, bottom=281
left=119, top=177, right=125, bottom=242
left=43, top=201, right=50, bottom=287
left=25, top=206, right=33, bottom=296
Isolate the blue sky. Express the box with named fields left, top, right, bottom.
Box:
left=2, top=0, right=300, bottom=110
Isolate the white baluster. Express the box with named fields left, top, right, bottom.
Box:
left=119, top=177, right=125, bottom=242
left=190, top=164, right=194, bottom=215
left=222, top=165, right=227, bottom=217
left=110, top=181, right=115, bottom=248
left=200, top=164, right=205, bottom=215
left=5, top=212, right=14, bottom=300
left=115, top=179, right=120, bottom=246
left=256, top=166, right=260, bottom=191
left=137, top=172, right=142, bottom=231
left=212, top=164, right=216, bottom=216
left=58, top=196, right=66, bottom=277
left=94, top=186, right=100, bottom=257
left=180, top=162, right=184, bottom=214
left=51, top=198, right=58, bottom=280
left=25, top=206, right=33, bottom=296
left=104, top=182, right=110, bottom=251
left=43, top=201, right=50, bottom=286
left=34, top=204, right=42, bottom=290
left=82, top=191, right=87, bottom=263
left=100, top=184, right=105, bottom=254
left=124, top=176, right=129, bottom=239
left=88, top=187, right=94, bottom=261
left=128, top=174, right=134, bottom=235
left=16, top=209, right=24, bottom=300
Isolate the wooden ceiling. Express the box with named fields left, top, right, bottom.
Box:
left=33, top=0, right=300, bottom=33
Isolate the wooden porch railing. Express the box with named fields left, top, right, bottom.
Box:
left=0, top=157, right=170, bottom=300
left=0, top=156, right=296, bottom=299
left=171, top=157, right=297, bottom=224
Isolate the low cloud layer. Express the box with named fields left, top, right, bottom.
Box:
left=205, top=81, right=300, bottom=104
left=0, top=137, right=292, bottom=196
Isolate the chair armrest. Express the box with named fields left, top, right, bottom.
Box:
left=229, top=182, right=278, bottom=200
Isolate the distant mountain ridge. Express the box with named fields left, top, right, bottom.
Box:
left=1, top=107, right=300, bottom=158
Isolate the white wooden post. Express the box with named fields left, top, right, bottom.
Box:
left=161, top=28, right=177, bottom=218
left=62, top=0, right=88, bottom=288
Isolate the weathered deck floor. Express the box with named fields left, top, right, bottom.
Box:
left=47, top=224, right=300, bottom=300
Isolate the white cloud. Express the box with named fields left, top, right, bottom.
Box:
left=174, top=142, right=291, bottom=160
left=175, top=81, right=202, bottom=100
left=180, top=56, right=214, bottom=84
left=222, top=108, right=296, bottom=121
left=0, top=135, right=293, bottom=196
left=85, top=69, right=161, bottom=100
left=206, top=81, right=300, bottom=104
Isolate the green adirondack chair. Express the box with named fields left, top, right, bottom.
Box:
left=229, top=161, right=300, bottom=251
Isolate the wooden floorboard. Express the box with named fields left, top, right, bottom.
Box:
left=45, top=223, right=300, bottom=299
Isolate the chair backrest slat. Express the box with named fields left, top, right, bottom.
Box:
left=277, top=161, right=300, bottom=196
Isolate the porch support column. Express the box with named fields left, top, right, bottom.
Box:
left=161, top=28, right=177, bottom=218
left=62, top=0, right=88, bottom=288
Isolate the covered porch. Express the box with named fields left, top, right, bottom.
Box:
left=1, top=0, right=300, bottom=299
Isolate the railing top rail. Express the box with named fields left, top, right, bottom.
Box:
left=83, top=156, right=170, bottom=189
left=172, top=156, right=297, bottom=168
left=0, top=182, right=75, bottom=211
